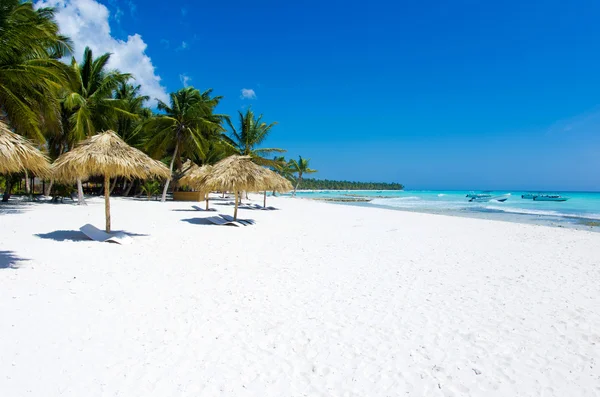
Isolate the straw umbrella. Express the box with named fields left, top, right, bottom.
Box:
left=179, top=163, right=213, bottom=209
left=261, top=168, right=293, bottom=208
left=197, top=155, right=272, bottom=220
left=0, top=121, right=50, bottom=177
left=52, top=130, right=170, bottom=232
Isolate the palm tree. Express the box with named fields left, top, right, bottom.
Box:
left=0, top=0, right=72, bottom=141
left=223, top=108, right=284, bottom=167
left=60, top=47, right=133, bottom=204
left=115, top=82, right=151, bottom=146
left=289, top=156, right=317, bottom=196
left=114, top=82, right=151, bottom=196
left=144, top=87, right=226, bottom=202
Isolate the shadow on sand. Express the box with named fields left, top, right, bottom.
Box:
left=0, top=250, right=29, bottom=269
left=35, top=230, right=149, bottom=242
left=0, top=202, right=33, bottom=215
left=181, top=217, right=234, bottom=226
left=172, top=208, right=217, bottom=212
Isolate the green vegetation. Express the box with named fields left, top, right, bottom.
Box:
left=288, top=156, right=317, bottom=196
left=296, top=179, right=404, bottom=191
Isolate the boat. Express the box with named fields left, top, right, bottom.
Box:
left=466, top=192, right=510, bottom=202
left=521, top=193, right=538, bottom=199
left=533, top=194, right=569, bottom=202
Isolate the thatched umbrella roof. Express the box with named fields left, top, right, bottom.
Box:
left=258, top=168, right=293, bottom=208
left=179, top=163, right=214, bottom=209
left=0, top=121, right=50, bottom=177
left=52, top=130, right=170, bottom=182
left=179, top=163, right=213, bottom=190
left=199, top=155, right=274, bottom=219
left=263, top=169, right=293, bottom=193
left=199, top=155, right=271, bottom=193
left=52, top=130, right=170, bottom=233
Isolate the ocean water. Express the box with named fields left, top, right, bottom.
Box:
left=290, top=190, right=600, bottom=229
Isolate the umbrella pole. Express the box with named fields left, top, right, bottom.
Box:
left=234, top=191, right=238, bottom=220
left=104, top=174, right=111, bottom=233
left=205, top=193, right=209, bottom=210
left=263, top=191, right=266, bottom=208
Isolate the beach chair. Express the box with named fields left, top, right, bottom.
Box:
left=192, top=205, right=217, bottom=212
left=79, top=224, right=133, bottom=245
left=205, top=216, right=240, bottom=226
left=219, top=214, right=255, bottom=226
left=252, top=204, right=278, bottom=210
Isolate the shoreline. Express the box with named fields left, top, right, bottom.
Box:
left=295, top=193, right=600, bottom=232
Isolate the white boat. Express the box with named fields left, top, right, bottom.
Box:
left=533, top=194, right=569, bottom=202
left=466, top=192, right=510, bottom=202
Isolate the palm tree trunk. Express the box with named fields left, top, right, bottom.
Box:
left=24, top=170, right=30, bottom=197
left=263, top=191, right=267, bottom=208
left=110, top=178, right=117, bottom=195
left=77, top=178, right=87, bottom=205
left=233, top=191, right=239, bottom=220
left=44, top=180, right=53, bottom=196
left=205, top=193, right=209, bottom=210
left=292, top=174, right=303, bottom=197
left=124, top=179, right=134, bottom=196
left=2, top=177, right=12, bottom=202
left=161, top=141, right=179, bottom=203
left=104, top=174, right=111, bottom=233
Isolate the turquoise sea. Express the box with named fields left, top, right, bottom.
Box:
left=289, top=190, right=600, bottom=229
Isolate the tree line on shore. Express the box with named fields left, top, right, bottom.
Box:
left=294, top=179, right=404, bottom=191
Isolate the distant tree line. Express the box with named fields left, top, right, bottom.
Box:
left=296, top=179, right=404, bottom=191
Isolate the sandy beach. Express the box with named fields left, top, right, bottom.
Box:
left=1, top=196, right=599, bottom=396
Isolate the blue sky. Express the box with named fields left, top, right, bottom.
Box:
left=39, top=0, right=600, bottom=190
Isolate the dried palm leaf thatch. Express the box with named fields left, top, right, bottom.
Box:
left=199, top=155, right=272, bottom=193
left=179, top=163, right=213, bottom=191
left=264, top=169, right=293, bottom=193
left=0, top=121, right=50, bottom=177
left=199, top=155, right=273, bottom=219
left=179, top=163, right=214, bottom=209
left=52, top=130, right=170, bottom=183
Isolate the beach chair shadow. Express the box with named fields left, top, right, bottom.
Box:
left=192, top=205, right=217, bottom=212
left=219, top=214, right=255, bottom=226
left=0, top=250, right=28, bottom=269
left=250, top=204, right=279, bottom=211
left=181, top=217, right=239, bottom=227
left=35, top=230, right=90, bottom=242
left=35, top=226, right=147, bottom=244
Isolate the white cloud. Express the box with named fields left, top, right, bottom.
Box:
left=240, top=88, right=257, bottom=100
left=179, top=74, right=191, bottom=87
left=34, top=0, right=168, bottom=105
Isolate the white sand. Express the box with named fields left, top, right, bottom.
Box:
left=1, top=195, right=599, bottom=396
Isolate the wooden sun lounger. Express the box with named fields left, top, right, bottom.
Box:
left=251, top=204, right=279, bottom=210
left=219, top=214, right=255, bottom=226
left=79, top=224, right=132, bottom=245
left=192, top=205, right=217, bottom=212
left=205, top=216, right=240, bottom=227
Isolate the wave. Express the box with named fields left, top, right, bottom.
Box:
left=438, top=194, right=446, bottom=197
left=485, top=205, right=600, bottom=220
